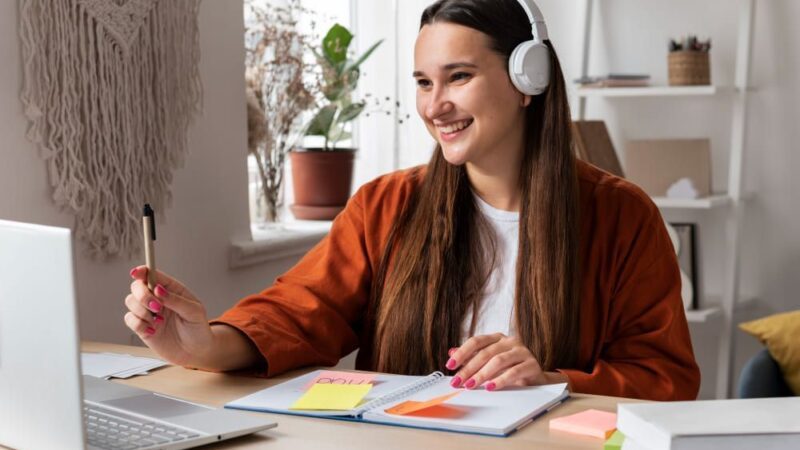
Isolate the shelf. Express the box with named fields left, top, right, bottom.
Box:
left=686, top=307, right=722, bottom=323
left=685, top=297, right=758, bottom=324
left=575, top=85, right=725, bottom=98
left=652, top=194, right=732, bottom=210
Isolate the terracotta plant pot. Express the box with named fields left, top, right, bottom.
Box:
left=289, top=148, right=356, bottom=220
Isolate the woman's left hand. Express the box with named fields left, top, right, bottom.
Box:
left=445, top=333, right=569, bottom=391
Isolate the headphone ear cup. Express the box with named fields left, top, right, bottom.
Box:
left=508, top=40, right=551, bottom=96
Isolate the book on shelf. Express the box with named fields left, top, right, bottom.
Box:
left=617, top=398, right=800, bottom=450
left=225, top=369, right=569, bottom=437
left=576, top=74, right=651, bottom=88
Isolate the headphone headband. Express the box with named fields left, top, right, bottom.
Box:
left=515, top=0, right=549, bottom=42
left=508, top=0, right=551, bottom=95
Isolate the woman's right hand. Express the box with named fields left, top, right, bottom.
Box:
left=124, top=266, right=215, bottom=368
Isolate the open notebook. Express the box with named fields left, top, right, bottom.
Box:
left=225, top=370, right=569, bottom=437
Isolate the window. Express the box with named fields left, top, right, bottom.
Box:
left=244, top=0, right=352, bottom=225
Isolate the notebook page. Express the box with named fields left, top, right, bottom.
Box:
left=363, top=378, right=568, bottom=435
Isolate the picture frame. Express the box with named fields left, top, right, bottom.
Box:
left=670, top=222, right=699, bottom=310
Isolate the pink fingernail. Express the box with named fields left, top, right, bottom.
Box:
left=148, top=299, right=162, bottom=313
left=145, top=327, right=156, bottom=335
left=154, top=284, right=168, bottom=297
left=450, top=376, right=462, bottom=388
left=465, top=379, right=476, bottom=389
left=486, top=382, right=497, bottom=391
left=446, top=358, right=457, bottom=370
left=130, top=268, right=138, bottom=278
left=448, top=347, right=457, bottom=357
left=154, top=315, right=165, bottom=324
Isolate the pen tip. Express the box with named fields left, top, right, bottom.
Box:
left=144, top=203, right=153, bottom=216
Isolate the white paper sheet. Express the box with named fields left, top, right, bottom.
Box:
left=81, top=352, right=167, bottom=379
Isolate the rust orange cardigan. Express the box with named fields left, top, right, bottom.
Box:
left=213, top=161, right=701, bottom=401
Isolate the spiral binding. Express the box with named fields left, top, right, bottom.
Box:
left=354, top=371, right=445, bottom=416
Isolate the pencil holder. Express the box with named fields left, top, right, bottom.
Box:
left=668, top=51, right=710, bottom=86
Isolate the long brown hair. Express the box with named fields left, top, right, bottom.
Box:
left=372, top=0, right=580, bottom=375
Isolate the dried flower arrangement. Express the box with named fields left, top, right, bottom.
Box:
left=244, top=0, right=319, bottom=223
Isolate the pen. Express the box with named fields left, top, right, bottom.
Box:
left=142, top=204, right=157, bottom=295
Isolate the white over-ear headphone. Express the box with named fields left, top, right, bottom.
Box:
left=509, top=0, right=551, bottom=96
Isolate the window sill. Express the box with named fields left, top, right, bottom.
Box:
left=229, top=220, right=332, bottom=269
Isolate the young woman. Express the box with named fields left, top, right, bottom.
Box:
left=125, top=0, right=700, bottom=400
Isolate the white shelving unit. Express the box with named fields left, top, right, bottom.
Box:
left=576, top=85, right=721, bottom=98
left=685, top=307, right=722, bottom=323
left=576, top=0, right=756, bottom=399
left=653, top=194, right=732, bottom=210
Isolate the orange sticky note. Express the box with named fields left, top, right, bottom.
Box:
left=303, top=370, right=376, bottom=391
left=385, top=391, right=461, bottom=416
left=549, top=409, right=617, bottom=439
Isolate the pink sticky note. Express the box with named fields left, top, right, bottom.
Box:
left=549, top=409, right=617, bottom=439
left=303, top=371, right=376, bottom=391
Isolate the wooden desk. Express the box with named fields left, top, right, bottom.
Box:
left=84, top=342, right=641, bottom=449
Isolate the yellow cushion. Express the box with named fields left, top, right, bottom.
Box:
left=739, top=310, right=800, bottom=395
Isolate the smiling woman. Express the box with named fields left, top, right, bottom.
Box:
left=123, top=0, right=700, bottom=402
left=376, top=2, right=580, bottom=381
left=413, top=26, right=529, bottom=173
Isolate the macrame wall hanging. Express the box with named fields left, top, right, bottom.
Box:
left=19, top=0, right=202, bottom=258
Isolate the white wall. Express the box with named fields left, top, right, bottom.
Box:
left=0, top=1, right=299, bottom=345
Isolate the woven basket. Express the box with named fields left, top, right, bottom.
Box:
left=668, top=51, right=710, bottom=86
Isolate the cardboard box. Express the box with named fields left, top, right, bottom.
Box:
left=624, top=139, right=711, bottom=198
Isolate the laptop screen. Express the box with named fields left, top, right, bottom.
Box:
left=0, top=220, right=85, bottom=449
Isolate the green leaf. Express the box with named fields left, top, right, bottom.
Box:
left=305, top=105, right=337, bottom=137
left=343, top=39, right=384, bottom=74
left=322, top=24, right=353, bottom=66
left=343, top=67, right=360, bottom=92
left=328, top=126, right=352, bottom=148
left=337, top=102, right=365, bottom=124
left=322, top=80, right=346, bottom=101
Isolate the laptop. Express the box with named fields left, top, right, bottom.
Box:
left=0, top=219, right=277, bottom=450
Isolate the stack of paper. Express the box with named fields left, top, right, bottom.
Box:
left=81, top=352, right=168, bottom=379
left=617, top=398, right=800, bottom=450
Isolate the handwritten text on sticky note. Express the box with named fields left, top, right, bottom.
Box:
left=303, top=371, right=376, bottom=391
left=385, top=391, right=461, bottom=416
left=290, top=383, right=372, bottom=411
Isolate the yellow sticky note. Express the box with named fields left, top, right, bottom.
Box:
left=604, top=430, right=625, bottom=450
left=290, top=383, right=372, bottom=411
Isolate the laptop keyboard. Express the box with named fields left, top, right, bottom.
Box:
left=83, top=403, right=202, bottom=449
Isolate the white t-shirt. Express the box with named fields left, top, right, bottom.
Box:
left=460, top=193, right=519, bottom=341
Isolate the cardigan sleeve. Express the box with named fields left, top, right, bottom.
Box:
left=560, top=205, right=701, bottom=401
left=211, top=189, right=371, bottom=377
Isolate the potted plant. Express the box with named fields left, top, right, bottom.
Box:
left=290, top=23, right=383, bottom=220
